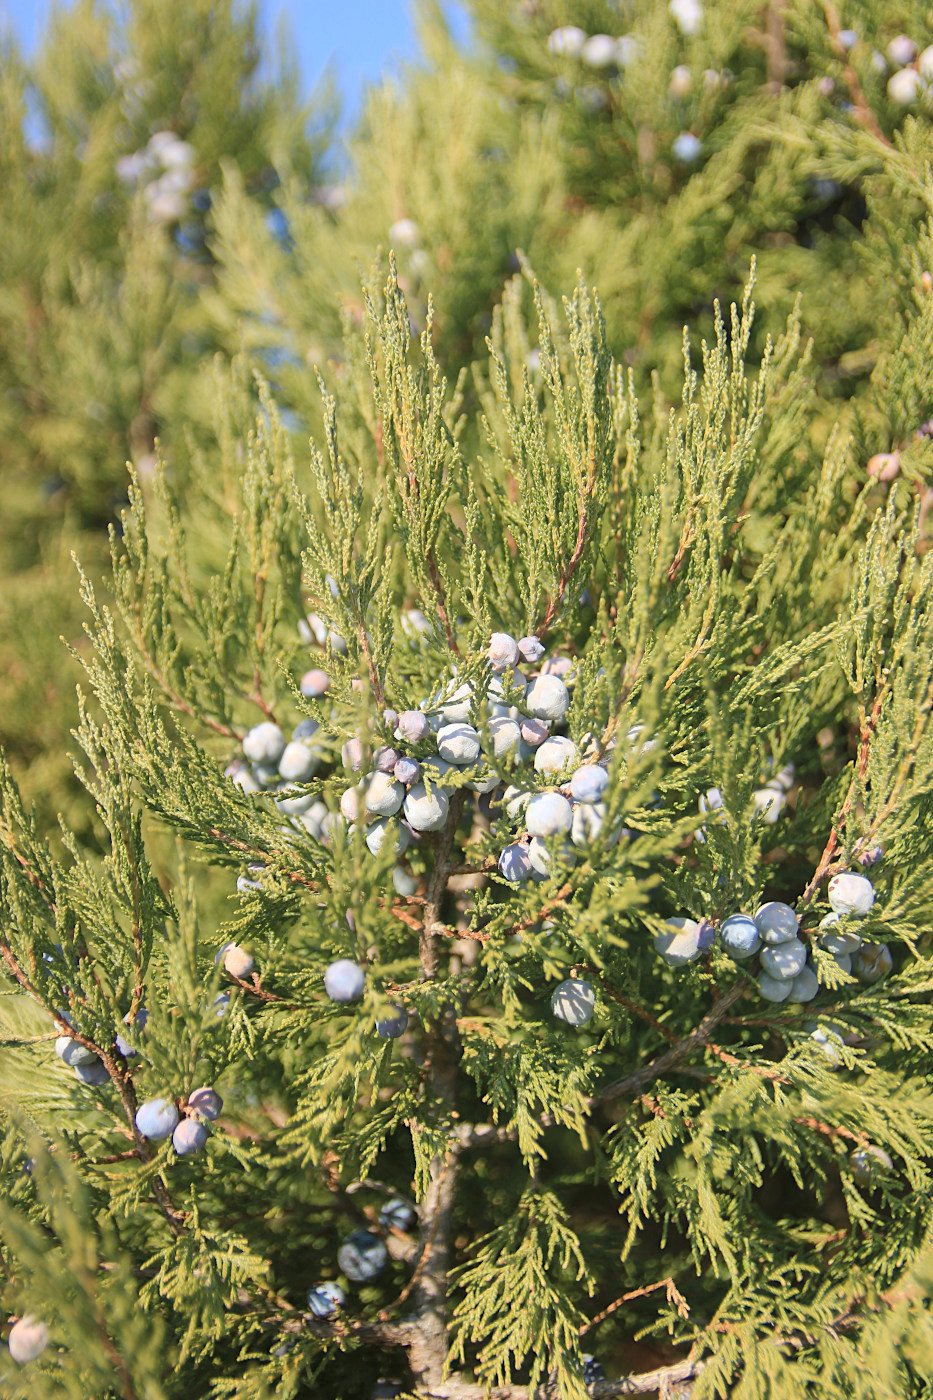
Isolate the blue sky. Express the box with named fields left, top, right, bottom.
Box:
left=0, top=0, right=469, bottom=117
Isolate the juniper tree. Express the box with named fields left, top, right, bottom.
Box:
left=0, top=0, right=331, bottom=831
left=208, top=0, right=933, bottom=409
left=2, top=249, right=933, bottom=1400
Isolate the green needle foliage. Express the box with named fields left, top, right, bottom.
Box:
left=0, top=0, right=331, bottom=833
left=1, top=248, right=933, bottom=1399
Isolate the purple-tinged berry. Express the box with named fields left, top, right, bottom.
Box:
left=519, top=717, right=549, bottom=748
left=754, top=902, right=798, bottom=945
left=569, top=765, right=608, bottom=804
left=173, top=1118, right=208, bottom=1156
left=526, top=792, right=573, bottom=838
left=374, top=745, right=400, bottom=774
left=188, top=1086, right=223, bottom=1120
left=760, top=940, right=807, bottom=980
left=74, top=1058, right=109, bottom=1086
left=758, top=972, right=793, bottom=1002
left=300, top=668, right=330, bottom=697
left=517, top=635, right=545, bottom=664
left=395, top=711, right=430, bottom=744
left=342, top=738, right=364, bottom=771
left=499, top=843, right=533, bottom=881
left=789, top=965, right=820, bottom=1002
left=393, top=756, right=420, bottom=786
left=720, top=914, right=761, bottom=960
left=380, top=1198, right=416, bottom=1231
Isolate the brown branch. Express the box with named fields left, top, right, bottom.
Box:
left=503, top=881, right=575, bottom=940
left=595, top=979, right=750, bottom=1104
left=536, top=501, right=593, bottom=640
left=822, top=0, right=892, bottom=147
left=406, top=792, right=466, bottom=1389
left=800, top=691, right=883, bottom=907
left=765, top=0, right=788, bottom=92
left=705, top=1042, right=790, bottom=1083
left=592, top=976, right=677, bottom=1042
left=427, top=554, right=461, bottom=658
left=415, top=1357, right=700, bottom=1398
left=225, top=970, right=290, bottom=1004
left=580, top=1277, right=690, bottom=1338
left=129, top=623, right=240, bottom=740
left=795, top=1115, right=868, bottom=1148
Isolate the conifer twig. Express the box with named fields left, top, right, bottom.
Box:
left=800, top=691, right=883, bottom=906
left=535, top=447, right=600, bottom=639
left=579, top=1277, right=689, bottom=1337
left=413, top=1356, right=700, bottom=1398
left=595, top=979, right=750, bottom=1103
left=407, top=792, right=467, bottom=1388
left=764, top=0, right=788, bottom=92
left=822, top=0, right=892, bottom=148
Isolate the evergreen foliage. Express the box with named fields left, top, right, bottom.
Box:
left=3, top=2, right=933, bottom=1398
left=0, top=0, right=330, bottom=830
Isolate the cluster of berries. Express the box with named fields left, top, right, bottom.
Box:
left=874, top=33, right=933, bottom=105
left=231, top=625, right=611, bottom=898
left=54, top=1007, right=149, bottom=1087
left=546, top=8, right=705, bottom=158
left=306, top=1199, right=417, bottom=1319
left=134, top=1086, right=223, bottom=1157
left=547, top=24, right=640, bottom=68
left=653, top=870, right=889, bottom=1009
left=696, top=763, right=795, bottom=839
left=115, top=129, right=196, bottom=224
left=550, top=870, right=890, bottom=1035
left=227, top=701, right=330, bottom=842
